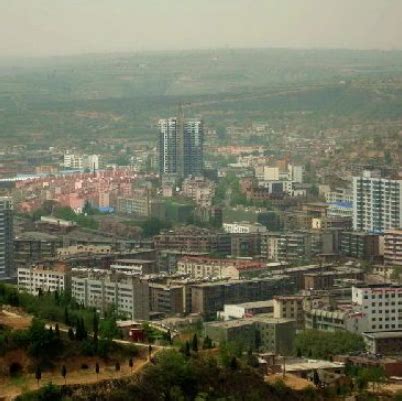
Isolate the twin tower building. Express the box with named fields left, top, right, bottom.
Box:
left=158, top=111, right=204, bottom=179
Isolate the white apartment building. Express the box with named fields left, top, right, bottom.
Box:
left=72, top=274, right=149, bottom=320
left=288, top=165, right=304, bottom=184
left=353, top=170, right=402, bottom=233
left=64, top=153, right=100, bottom=170
left=352, top=285, right=402, bottom=332
left=325, top=187, right=353, bottom=203
left=18, top=265, right=72, bottom=295
left=223, top=222, right=267, bottom=234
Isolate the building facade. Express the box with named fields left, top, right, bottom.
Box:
left=353, top=171, right=402, bottom=233
left=18, top=264, right=72, bottom=295
left=72, top=274, right=150, bottom=320
left=159, top=116, right=204, bottom=178
left=384, top=230, right=402, bottom=266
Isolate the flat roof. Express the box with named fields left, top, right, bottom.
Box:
left=115, top=259, right=154, bottom=264
left=363, top=331, right=402, bottom=340
left=285, top=360, right=344, bottom=373
left=227, top=300, right=274, bottom=309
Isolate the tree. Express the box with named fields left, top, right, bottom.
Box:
left=35, top=366, right=42, bottom=387
left=75, top=317, right=87, bottom=341
left=192, top=334, right=198, bottom=353
left=55, top=323, right=60, bottom=338
left=64, top=307, right=70, bottom=326
left=68, top=327, right=75, bottom=341
left=61, top=365, right=67, bottom=384
left=229, top=356, right=239, bottom=370
left=202, top=336, right=213, bottom=350
left=115, top=361, right=120, bottom=374
left=184, top=341, right=191, bottom=357
left=294, top=330, right=365, bottom=359
left=129, top=357, right=134, bottom=373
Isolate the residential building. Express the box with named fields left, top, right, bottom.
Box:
left=218, top=300, right=273, bottom=320
left=191, top=275, right=294, bottom=320
left=159, top=116, right=204, bottom=178
left=205, top=316, right=296, bottom=354
left=0, top=197, right=14, bottom=278
left=231, top=233, right=261, bottom=258
left=353, top=170, right=402, bottom=233
left=261, top=232, right=312, bottom=262
left=352, top=285, right=402, bottom=332
left=325, top=188, right=353, bottom=204
left=223, top=222, right=267, bottom=234
left=18, top=264, right=72, bottom=295
left=273, top=296, right=305, bottom=329
left=72, top=273, right=149, bottom=320
left=384, top=230, right=402, bottom=266
left=340, top=231, right=380, bottom=261
left=149, top=283, right=187, bottom=315
left=14, top=232, right=62, bottom=266
left=177, top=256, right=270, bottom=280
left=154, top=227, right=231, bottom=255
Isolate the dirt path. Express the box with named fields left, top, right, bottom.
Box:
left=0, top=351, right=159, bottom=401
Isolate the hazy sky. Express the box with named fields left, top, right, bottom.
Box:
left=1, top=0, right=402, bottom=57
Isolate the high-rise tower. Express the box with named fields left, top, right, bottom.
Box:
left=0, top=197, right=14, bottom=279
left=159, top=112, right=203, bottom=178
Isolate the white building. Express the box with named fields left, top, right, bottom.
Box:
left=353, top=170, right=402, bottom=233
left=223, top=222, right=267, bottom=234
left=72, top=273, right=149, bottom=320
left=352, top=285, right=402, bottom=332
left=18, top=265, right=71, bottom=295
left=64, top=153, right=100, bottom=170
left=325, top=187, right=353, bottom=203
left=288, top=165, right=304, bottom=183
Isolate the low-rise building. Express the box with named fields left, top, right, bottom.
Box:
left=177, top=256, right=270, bottom=279
left=72, top=273, right=149, bottom=320
left=223, top=222, right=267, bottom=234
left=18, top=263, right=72, bottom=295
left=218, top=300, right=273, bottom=320
left=205, top=316, right=296, bottom=354
left=191, top=275, right=294, bottom=320
left=154, top=227, right=231, bottom=255
left=149, top=283, right=186, bottom=316
left=273, top=296, right=305, bottom=329
left=363, top=331, right=402, bottom=355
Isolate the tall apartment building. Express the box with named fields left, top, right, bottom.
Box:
left=384, top=230, right=402, bottom=266
left=72, top=273, right=149, bottom=320
left=159, top=115, right=204, bottom=178
left=0, top=197, right=14, bottom=279
left=18, top=264, right=72, bottom=295
left=353, top=171, right=402, bottom=233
